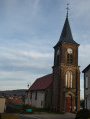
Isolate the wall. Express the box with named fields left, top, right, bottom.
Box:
left=25, top=92, right=31, bottom=105
left=0, top=98, right=5, bottom=113
left=84, top=69, right=90, bottom=109
left=25, top=90, right=45, bottom=108
left=45, top=85, right=52, bottom=109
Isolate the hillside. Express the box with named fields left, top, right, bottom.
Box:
left=0, top=89, right=27, bottom=96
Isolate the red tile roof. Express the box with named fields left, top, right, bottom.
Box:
left=6, top=98, right=24, bottom=105
left=28, top=73, right=53, bottom=91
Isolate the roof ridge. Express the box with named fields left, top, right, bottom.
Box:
left=37, top=73, right=52, bottom=80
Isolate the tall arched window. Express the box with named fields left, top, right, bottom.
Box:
left=65, top=71, right=73, bottom=88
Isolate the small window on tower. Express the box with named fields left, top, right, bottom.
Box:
left=67, top=48, right=73, bottom=64
left=67, top=54, right=69, bottom=63
left=56, top=49, right=60, bottom=65
left=57, top=49, right=60, bottom=55
left=70, top=54, right=73, bottom=64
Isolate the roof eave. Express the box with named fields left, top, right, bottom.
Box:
left=54, top=41, right=79, bottom=48
left=82, top=64, right=90, bottom=73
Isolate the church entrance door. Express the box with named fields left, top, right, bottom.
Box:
left=65, top=96, right=72, bottom=112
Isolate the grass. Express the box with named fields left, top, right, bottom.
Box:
left=1, top=114, right=20, bottom=119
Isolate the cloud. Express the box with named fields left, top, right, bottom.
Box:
left=0, top=44, right=53, bottom=76
left=0, top=0, right=89, bottom=92
left=19, top=50, right=53, bottom=59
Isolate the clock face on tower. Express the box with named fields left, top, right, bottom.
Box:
left=67, top=48, right=73, bottom=54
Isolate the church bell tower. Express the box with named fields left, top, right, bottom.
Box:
left=52, top=9, right=80, bottom=112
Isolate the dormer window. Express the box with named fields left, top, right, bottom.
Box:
left=67, top=48, right=73, bottom=64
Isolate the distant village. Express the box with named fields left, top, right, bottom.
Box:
left=0, top=89, right=26, bottom=113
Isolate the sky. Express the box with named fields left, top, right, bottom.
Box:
left=0, top=0, right=90, bottom=99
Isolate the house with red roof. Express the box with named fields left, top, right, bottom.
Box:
left=25, top=74, right=53, bottom=108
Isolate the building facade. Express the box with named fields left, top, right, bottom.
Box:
left=25, top=74, right=53, bottom=109
left=82, top=64, right=90, bottom=109
left=26, top=13, right=80, bottom=113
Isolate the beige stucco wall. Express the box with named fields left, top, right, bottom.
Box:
left=0, top=98, right=5, bottom=113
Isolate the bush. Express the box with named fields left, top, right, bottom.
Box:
left=75, top=109, right=90, bottom=119
left=6, top=104, right=23, bottom=113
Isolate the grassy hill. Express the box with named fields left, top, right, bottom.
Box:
left=0, top=89, right=27, bottom=96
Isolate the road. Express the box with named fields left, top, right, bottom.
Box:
left=20, top=115, right=39, bottom=119
left=20, top=113, right=76, bottom=119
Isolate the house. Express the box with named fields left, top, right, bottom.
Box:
left=0, top=97, right=6, bottom=113
left=26, top=10, right=80, bottom=112
left=82, top=64, right=90, bottom=109
left=25, top=74, right=53, bottom=109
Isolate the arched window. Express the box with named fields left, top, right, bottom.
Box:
left=67, top=48, right=73, bottom=64
left=65, top=71, right=73, bottom=88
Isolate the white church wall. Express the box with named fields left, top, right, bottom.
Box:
left=25, top=91, right=45, bottom=108
left=36, top=91, right=45, bottom=108
left=25, top=92, right=31, bottom=105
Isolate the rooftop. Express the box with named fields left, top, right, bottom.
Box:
left=82, top=64, right=90, bottom=73
left=28, top=73, right=53, bottom=91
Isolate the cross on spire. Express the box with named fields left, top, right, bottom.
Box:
left=66, top=3, right=69, bottom=18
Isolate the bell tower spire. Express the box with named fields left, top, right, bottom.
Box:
left=54, top=4, right=79, bottom=48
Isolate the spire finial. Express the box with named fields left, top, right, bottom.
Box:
left=66, top=3, right=69, bottom=18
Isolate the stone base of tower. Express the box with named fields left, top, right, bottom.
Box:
left=52, top=89, right=80, bottom=113
left=52, top=67, right=80, bottom=113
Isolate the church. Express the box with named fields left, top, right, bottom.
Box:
left=25, top=11, right=80, bottom=113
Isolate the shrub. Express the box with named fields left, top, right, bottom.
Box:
left=6, top=104, right=23, bottom=113
left=75, top=109, right=90, bottom=119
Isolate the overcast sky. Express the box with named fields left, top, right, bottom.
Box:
left=0, top=0, right=90, bottom=99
